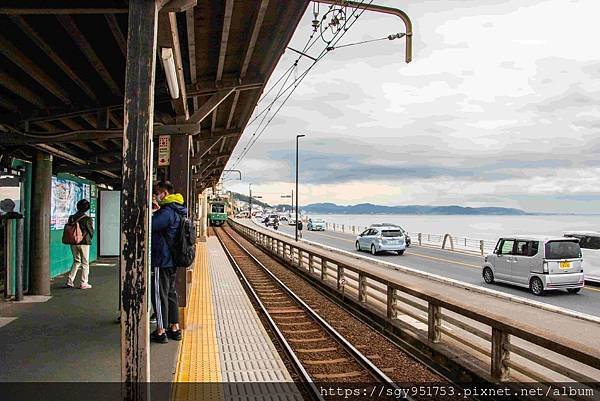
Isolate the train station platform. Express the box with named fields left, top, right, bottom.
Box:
left=0, top=259, right=179, bottom=382
left=172, top=237, right=301, bottom=401
left=0, top=237, right=302, bottom=399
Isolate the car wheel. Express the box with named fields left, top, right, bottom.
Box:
left=397, top=250, right=405, bottom=256
left=483, top=267, right=494, bottom=284
left=371, top=245, right=377, bottom=255
left=355, top=241, right=361, bottom=251
left=530, top=277, right=544, bottom=296
left=567, top=288, right=581, bottom=294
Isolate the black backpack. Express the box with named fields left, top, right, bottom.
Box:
left=166, top=216, right=196, bottom=268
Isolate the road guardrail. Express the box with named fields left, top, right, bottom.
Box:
left=231, top=218, right=600, bottom=388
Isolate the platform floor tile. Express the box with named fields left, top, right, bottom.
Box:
left=208, top=237, right=303, bottom=401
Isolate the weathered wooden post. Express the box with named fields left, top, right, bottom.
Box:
left=358, top=273, right=367, bottom=303
left=120, top=0, right=158, bottom=397
left=491, top=327, right=511, bottom=381
left=427, top=303, right=442, bottom=343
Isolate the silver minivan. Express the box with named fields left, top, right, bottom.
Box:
left=482, top=236, right=584, bottom=295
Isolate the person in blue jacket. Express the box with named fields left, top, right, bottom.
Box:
left=151, top=181, right=187, bottom=344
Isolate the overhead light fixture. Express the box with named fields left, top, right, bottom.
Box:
left=161, top=48, right=179, bottom=99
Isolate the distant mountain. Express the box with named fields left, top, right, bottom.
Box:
left=231, top=192, right=271, bottom=208
left=301, top=202, right=528, bottom=215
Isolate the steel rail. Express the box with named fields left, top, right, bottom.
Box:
left=214, top=227, right=323, bottom=401
left=215, top=226, right=411, bottom=399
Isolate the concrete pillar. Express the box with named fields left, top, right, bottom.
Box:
left=29, top=151, right=52, bottom=295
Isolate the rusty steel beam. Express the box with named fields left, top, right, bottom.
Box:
left=158, top=11, right=189, bottom=118
left=105, top=14, right=127, bottom=58
left=161, top=0, right=196, bottom=13
left=185, top=7, right=197, bottom=111
left=57, top=15, right=122, bottom=96
left=120, top=0, right=158, bottom=392
left=211, top=0, right=234, bottom=132
left=0, top=33, right=71, bottom=104
left=188, top=88, right=235, bottom=125
left=314, top=0, right=413, bottom=63
left=0, top=95, right=18, bottom=113
left=0, top=6, right=128, bottom=15
left=10, top=15, right=98, bottom=102
left=0, top=69, right=45, bottom=108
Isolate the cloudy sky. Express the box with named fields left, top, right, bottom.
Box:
left=224, top=0, right=600, bottom=213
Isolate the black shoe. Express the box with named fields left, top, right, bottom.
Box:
left=167, top=329, right=182, bottom=341
left=151, top=331, right=168, bottom=344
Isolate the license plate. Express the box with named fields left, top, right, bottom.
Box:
left=560, top=261, right=571, bottom=269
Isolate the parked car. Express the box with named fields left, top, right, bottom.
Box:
left=563, top=231, right=600, bottom=283
left=307, top=218, right=326, bottom=231
left=482, top=235, right=584, bottom=296
left=288, top=217, right=296, bottom=225
left=370, top=223, right=411, bottom=247
left=356, top=226, right=406, bottom=255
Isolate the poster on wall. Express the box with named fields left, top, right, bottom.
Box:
left=0, top=167, right=22, bottom=217
left=51, top=177, right=92, bottom=230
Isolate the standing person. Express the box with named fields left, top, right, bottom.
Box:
left=151, top=181, right=186, bottom=343
left=65, top=199, right=94, bottom=289
left=297, top=219, right=303, bottom=239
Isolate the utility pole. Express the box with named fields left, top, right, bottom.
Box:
left=295, top=134, right=306, bottom=241
left=249, top=183, right=252, bottom=218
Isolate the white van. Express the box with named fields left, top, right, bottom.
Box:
left=563, top=231, right=600, bottom=283
left=482, top=236, right=584, bottom=295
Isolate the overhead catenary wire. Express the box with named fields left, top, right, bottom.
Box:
left=229, top=1, right=373, bottom=170
left=226, top=0, right=375, bottom=174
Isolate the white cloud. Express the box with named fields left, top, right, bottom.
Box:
left=226, top=0, right=600, bottom=213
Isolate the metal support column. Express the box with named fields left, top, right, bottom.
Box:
left=29, top=151, right=52, bottom=296
left=120, top=0, right=158, bottom=395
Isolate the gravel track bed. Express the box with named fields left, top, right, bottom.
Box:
left=217, top=228, right=377, bottom=384
left=222, top=226, right=469, bottom=401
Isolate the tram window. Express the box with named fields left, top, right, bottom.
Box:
left=211, top=204, right=225, bottom=213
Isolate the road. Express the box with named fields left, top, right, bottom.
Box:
left=268, top=222, right=600, bottom=317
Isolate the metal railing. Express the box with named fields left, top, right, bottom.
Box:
left=324, top=222, right=496, bottom=255
left=230, top=219, right=600, bottom=387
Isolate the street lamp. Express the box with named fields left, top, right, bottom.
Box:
left=281, top=191, right=293, bottom=214
left=295, top=134, right=306, bottom=241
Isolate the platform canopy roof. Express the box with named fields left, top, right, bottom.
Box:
left=0, top=0, right=310, bottom=189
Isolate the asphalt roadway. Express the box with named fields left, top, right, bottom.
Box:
left=270, top=222, right=600, bottom=317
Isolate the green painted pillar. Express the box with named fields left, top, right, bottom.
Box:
left=29, top=151, right=52, bottom=295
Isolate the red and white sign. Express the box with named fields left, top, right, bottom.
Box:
left=158, top=135, right=171, bottom=166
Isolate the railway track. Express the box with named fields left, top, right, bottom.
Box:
left=213, top=226, right=412, bottom=401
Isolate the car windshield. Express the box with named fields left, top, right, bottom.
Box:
left=382, top=230, right=403, bottom=238
left=313, top=219, right=324, bottom=223
left=545, top=240, right=581, bottom=259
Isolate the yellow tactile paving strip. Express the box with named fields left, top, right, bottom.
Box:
left=172, top=242, right=223, bottom=401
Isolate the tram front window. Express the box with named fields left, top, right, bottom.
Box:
left=212, top=204, right=225, bottom=213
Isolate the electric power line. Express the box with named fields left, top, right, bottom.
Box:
left=226, top=0, right=374, bottom=175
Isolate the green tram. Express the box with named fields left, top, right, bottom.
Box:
left=208, top=199, right=228, bottom=226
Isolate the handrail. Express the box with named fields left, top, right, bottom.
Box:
left=229, top=218, right=600, bottom=385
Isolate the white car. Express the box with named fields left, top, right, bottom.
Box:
left=355, top=226, right=406, bottom=255
left=564, top=231, right=600, bottom=283
left=483, top=235, right=584, bottom=295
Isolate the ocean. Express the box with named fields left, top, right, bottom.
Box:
left=308, top=214, right=600, bottom=242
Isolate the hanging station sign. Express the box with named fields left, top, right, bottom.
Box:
left=158, top=135, right=171, bottom=166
